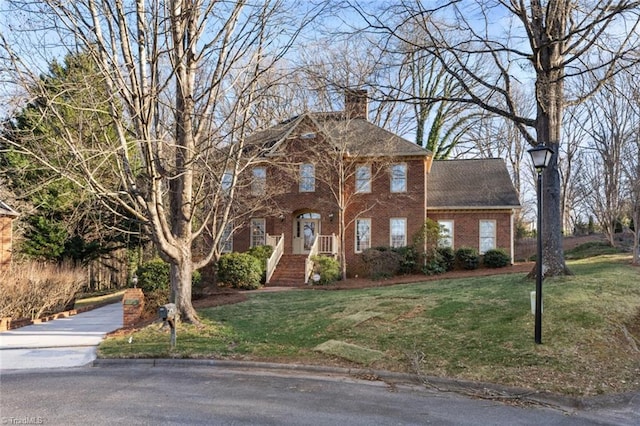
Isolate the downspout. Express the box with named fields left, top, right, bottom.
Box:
left=510, top=210, right=515, bottom=264
left=424, top=156, right=432, bottom=267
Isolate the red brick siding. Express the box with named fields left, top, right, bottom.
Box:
left=343, top=158, right=427, bottom=269
left=427, top=210, right=513, bottom=254
left=232, top=124, right=428, bottom=278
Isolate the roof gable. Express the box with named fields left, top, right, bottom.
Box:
left=247, top=112, right=431, bottom=158
left=428, top=159, right=521, bottom=209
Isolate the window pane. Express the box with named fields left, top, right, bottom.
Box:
left=391, top=163, right=407, bottom=192
left=390, top=218, right=406, bottom=248
left=251, top=218, right=266, bottom=247
left=222, top=170, right=233, bottom=193
left=438, top=220, right=453, bottom=248
left=220, top=223, right=233, bottom=253
left=252, top=167, right=266, bottom=195
left=356, top=219, right=371, bottom=252
left=479, top=220, right=496, bottom=254
left=300, top=163, right=315, bottom=192
left=355, top=165, right=371, bottom=193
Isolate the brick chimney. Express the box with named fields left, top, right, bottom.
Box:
left=345, top=89, right=368, bottom=120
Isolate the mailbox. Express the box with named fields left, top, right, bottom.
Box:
left=158, top=303, right=177, bottom=321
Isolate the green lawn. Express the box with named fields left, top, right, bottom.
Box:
left=98, top=254, right=640, bottom=396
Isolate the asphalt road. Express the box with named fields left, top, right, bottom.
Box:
left=1, top=365, right=638, bottom=425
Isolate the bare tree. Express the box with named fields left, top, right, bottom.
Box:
left=352, top=0, right=640, bottom=276
left=574, top=77, right=634, bottom=246
left=0, top=0, right=321, bottom=323
left=308, top=110, right=406, bottom=279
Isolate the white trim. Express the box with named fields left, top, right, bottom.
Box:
left=390, top=163, right=407, bottom=193
left=390, top=217, right=407, bottom=248
left=355, top=164, right=372, bottom=193
left=479, top=220, right=497, bottom=254
left=251, top=167, right=266, bottom=196
left=250, top=218, right=266, bottom=247
left=438, top=220, right=454, bottom=249
left=299, top=163, right=315, bottom=192
left=355, top=218, right=371, bottom=253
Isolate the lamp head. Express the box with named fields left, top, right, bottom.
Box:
left=528, top=145, right=554, bottom=172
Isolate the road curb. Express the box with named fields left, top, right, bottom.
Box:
left=91, top=358, right=638, bottom=412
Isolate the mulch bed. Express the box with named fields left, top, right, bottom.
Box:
left=191, top=262, right=534, bottom=309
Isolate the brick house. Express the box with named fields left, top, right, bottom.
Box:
left=227, top=92, right=520, bottom=284
left=427, top=159, right=521, bottom=263
left=0, top=199, right=18, bottom=272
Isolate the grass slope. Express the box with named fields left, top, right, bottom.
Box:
left=98, top=254, right=640, bottom=396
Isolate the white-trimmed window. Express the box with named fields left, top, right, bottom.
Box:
left=220, top=222, right=233, bottom=253
left=438, top=220, right=454, bottom=248
left=355, top=218, right=371, bottom=253
left=479, top=220, right=496, bottom=254
left=355, top=164, right=371, bottom=193
left=299, top=163, right=315, bottom=192
left=390, top=163, right=407, bottom=193
left=222, top=170, right=233, bottom=193
left=250, top=218, right=266, bottom=247
left=390, top=218, right=407, bottom=248
left=251, top=167, right=266, bottom=196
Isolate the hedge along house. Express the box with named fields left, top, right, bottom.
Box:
left=0, top=199, right=18, bottom=272
left=228, top=91, right=520, bottom=284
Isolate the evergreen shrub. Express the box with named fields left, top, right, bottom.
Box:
left=483, top=249, right=511, bottom=268
left=455, top=247, right=479, bottom=270
left=217, top=253, right=262, bottom=290
left=310, top=255, right=341, bottom=285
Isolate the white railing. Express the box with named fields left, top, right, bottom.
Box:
left=317, top=234, right=339, bottom=255
left=304, top=234, right=339, bottom=284
left=265, top=233, right=284, bottom=284
left=304, top=236, right=320, bottom=284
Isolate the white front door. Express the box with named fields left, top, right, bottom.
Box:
left=293, top=218, right=320, bottom=254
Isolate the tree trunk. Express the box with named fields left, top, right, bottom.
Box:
left=170, top=252, right=199, bottom=325
left=533, top=7, right=572, bottom=278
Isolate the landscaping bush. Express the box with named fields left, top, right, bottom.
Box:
left=436, top=246, right=455, bottom=271
left=136, top=258, right=203, bottom=293
left=217, top=252, right=262, bottom=289
left=423, top=250, right=446, bottom=275
left=391, top=246, right=419, bottom=274
left=455, top=247, right=479, bottom=270
left=483, top=248, right=511, bottom=268
left=246, top=245, right=274, bottom=283
left=0, top=262, right=85, bottom=319
left=136, top=258, right=170, bottom=293
left=310, top=255, right=341, bottom=285
left=361, top=247, right=401, bottom=279
left=135, top=259, right=204, bottom=314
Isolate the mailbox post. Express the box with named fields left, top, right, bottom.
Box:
left=158, top=303, right=177, bottom=348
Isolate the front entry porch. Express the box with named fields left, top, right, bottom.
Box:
left=265, top=232, right=338, bottom=285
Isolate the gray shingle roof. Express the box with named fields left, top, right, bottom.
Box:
left=428, top=159, right=521, bottom=209
left=247, top=113, right=431, bottom=158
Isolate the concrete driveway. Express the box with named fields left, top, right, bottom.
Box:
left=0, top=303, right=123, bottom=370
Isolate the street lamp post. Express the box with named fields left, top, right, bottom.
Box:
left=528, top=145, right=554, bottom=344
